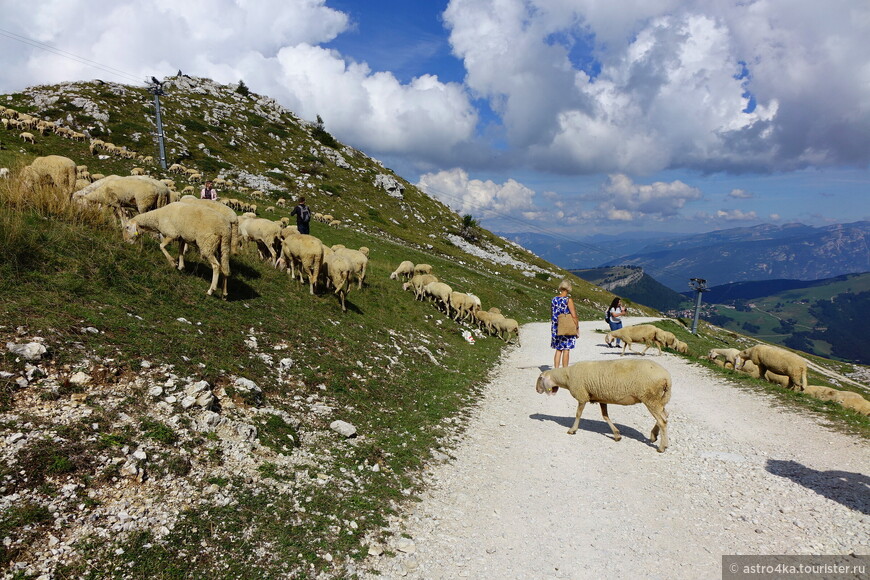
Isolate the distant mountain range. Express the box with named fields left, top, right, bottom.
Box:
left=502, top=221, right=870, bottom=291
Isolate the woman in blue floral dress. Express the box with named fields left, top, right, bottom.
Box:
left=551, top=279, right=579, bottom=369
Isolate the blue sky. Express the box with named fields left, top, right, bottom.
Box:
left=1, top=0, right=868, bottom=237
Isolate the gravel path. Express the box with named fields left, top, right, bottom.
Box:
left=367, top=319, right=870, bottom=579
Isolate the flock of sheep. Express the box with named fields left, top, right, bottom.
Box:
left=7, top=151, right=363, bottom=310
left=1, top=105, right=151, bottom=163
left=534, top=321, right=868, bottom=455
left=391, top=262, right=520, bottom=344
left=706, top=345, right=870, bottom=414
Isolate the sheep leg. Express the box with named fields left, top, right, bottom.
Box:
left=158, top=237, right=180, bottom=269
left=598, top=403, right=622, bottom=441
left=205, top=254, right=221, bottom=296
left=646, top=405, right=669, bottom=452
left=178, top=242, right=189, bottom=270
left=568, top=401, right=588, bottom=434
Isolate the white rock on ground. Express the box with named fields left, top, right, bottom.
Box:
left=366, top=318, right=870, bottom=580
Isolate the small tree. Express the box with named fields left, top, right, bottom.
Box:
left=311, top=114, right=339, bottom=149
left=236, top=80, right=250, bottom=96
left=459, top=214, right=480, bottom=242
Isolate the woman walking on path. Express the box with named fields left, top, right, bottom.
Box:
left=550, top=279, right=578, bottom=368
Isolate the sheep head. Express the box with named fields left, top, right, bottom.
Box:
left=535, top=372, right=559, bottom=396
left=122, top=220, right=140, bottom=242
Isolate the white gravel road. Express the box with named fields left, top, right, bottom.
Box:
left=367, top=319, right=870, bottom=579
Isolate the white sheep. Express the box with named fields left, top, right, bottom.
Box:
left=278, top=232, right=325, bottom=295
left=0, top=168, right=9, bottom=179
left=19, top=131, right=35, bottom=143
left=390, top=260, right=415, bottom=280
left=738, top=344, right=807, bottom=391
left=448, top=291, right=471, bottom=321
left=20, top=155, right=78, bottom=196
left=605, top=324, right=662, bottom=356
left=708, top=348, right=742, bottom=368
left=74, top=175, right=170, bottom=222
left=414, top=263, right=433, bottom=275
left=130, top=167, right=145, bottom=176
left=123, top=202, right=232, bottom=298
left=179, top=195, right=241, bottom=255
left=536, top=359, right=672, bottom=452
left=423, top=281, right=452, bottom=312
left=238, top=216, right=283, bottom=262
left=403, top=274, right=437, bottom=300
left=492, top=316, right=520, bottom=344
left=322, top=247, right=353, bottom=311
left=333, top=247, right=368, bottom=289
left=474, top=309, right=498, bottom=333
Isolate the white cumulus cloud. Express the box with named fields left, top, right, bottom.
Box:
left=416, top=168, right=536, bottom=218
left=593, top=174, right=702, bottom=218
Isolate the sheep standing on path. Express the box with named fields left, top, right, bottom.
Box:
left=536, top=358, right=672, bottom=452
left=123, top=202, right=232, bottom=298
left=605, top=324, right=661, bottom=356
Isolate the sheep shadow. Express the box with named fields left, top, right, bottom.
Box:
left=529, top=412, right=653, bottom=448
left=181, top=260, right=259, bottom=301
left=766, top=459, right=870, bottom=515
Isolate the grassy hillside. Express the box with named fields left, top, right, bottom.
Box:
left=1, top=77, right=866, bottom=579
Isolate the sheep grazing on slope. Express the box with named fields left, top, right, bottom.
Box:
left=448, top=291, right=475, bottom=321
left=413, top=263, right=433, bottom=276
left=278, top=232, right=325, bottom=295
left=738, top=344, right=807, bottom=391
left=403, top=274, right=437, bottom=300
left=536, top=359, right=672, bottom=453
left=178, top=196, right=241, bottom=255
left=333, top=246, right=369, bottom=289
left=322, top=248, right=353, bottom=311
left=238, top=216, right=283, bottom=262
left=605, top=324, right=662, bottom=356
left=474, top=309, right=498, bottom=333
left=123, top=202, right=232, bottom=298
left=423, top=281, right=452, bottom=313
left=74, top=175, right=170, bottom=222
left=20, top=155, right=78, bottom=196
left=707, top=348, right=741, bottom=368
left=492, top=316, right=520, bottom=344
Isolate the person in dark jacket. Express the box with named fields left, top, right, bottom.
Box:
left=290, top=196, right=311, bottom=235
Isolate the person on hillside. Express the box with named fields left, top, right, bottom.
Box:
left=200, top=180, right=218, bottom=201
left=605, top=296, right=627, bottom=347
left=290, top=196, right=311, bottom=235
left=551, top=279, right=579, bottom=369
